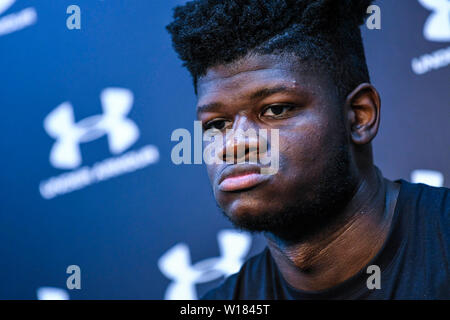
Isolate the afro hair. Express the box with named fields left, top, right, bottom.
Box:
left=166, top=0, right=374, bottom=100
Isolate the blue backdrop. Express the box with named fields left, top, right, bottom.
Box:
left=0, top=0, right=449, bottom=299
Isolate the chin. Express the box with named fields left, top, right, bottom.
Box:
left=220, top=195, right=289, bottom=232
left=227, top=198, right=269, bottom=218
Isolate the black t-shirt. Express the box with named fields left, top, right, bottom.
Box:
left=202, top=179, right=450, bottom=300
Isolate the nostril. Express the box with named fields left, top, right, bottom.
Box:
left=220, top=128, right=269, bottom=164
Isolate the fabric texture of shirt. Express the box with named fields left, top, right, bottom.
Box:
left=201, top=179, right=450, bottom=300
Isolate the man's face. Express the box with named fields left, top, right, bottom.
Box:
left=196, top=53, right=358, bottom=241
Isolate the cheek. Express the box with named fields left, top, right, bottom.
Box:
left=278, top=119, right=339, bottom=177
left=206, top=164, right=218, bottom=184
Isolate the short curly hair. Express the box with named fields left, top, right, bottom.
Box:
left=166, top=0, right=374, bottom=100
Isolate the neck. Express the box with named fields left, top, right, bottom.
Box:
left=265, top=167, right=400, bottom=292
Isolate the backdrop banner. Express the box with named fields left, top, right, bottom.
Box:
left=0, top=0, right=448, bottom=299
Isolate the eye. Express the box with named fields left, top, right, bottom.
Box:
left=204, top=119, right=231, bottom=131
left=262, top=105, right=293, bottom=117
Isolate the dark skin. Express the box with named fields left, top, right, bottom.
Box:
left=196, top=53, right=401, bottom=292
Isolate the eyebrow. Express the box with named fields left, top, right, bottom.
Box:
left=249, top=85, right=294, bottom=100
left=197, top=85, right=295, bottom=114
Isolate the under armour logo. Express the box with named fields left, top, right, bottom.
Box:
left=0, top=0, right=13, bottom=14
left=411, top=169, right=444, bottom=187
left=37, top=287, right=69, bottom=300
left=158, top=230, right=252, bottom=300
left=0, top=0, right=37, bottom=37
left=418, top=0, right=450, bottom=42
left=44, top=88, right=139, bottom=169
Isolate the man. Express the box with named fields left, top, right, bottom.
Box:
left=166, top=0, right=449, bottom=299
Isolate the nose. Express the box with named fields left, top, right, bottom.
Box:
left=218, top=116, right=268, bottom=164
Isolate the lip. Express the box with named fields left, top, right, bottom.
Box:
left=218, top=164, right=271, bottom=192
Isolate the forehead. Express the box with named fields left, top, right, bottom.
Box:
left=196, top=54, right=307, bottom=106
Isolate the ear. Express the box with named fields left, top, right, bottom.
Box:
left=345, top=83, right=381, bottom=145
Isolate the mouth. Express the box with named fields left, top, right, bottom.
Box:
left=217, top=164, right=272, bottom=192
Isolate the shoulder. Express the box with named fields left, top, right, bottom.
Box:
left=396, top=179, right=449, bottom=222
left=394, top=180, right=450, bottom=297
left=396, top=179, right=449, bottom=242
left=200, top=248, right=271, bottom=300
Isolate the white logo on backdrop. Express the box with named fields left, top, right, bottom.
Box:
left=0, top=0, right=37, bottom=36
left=411, top=169, right=444, bottom=187
left=36, top=287, right=69, bottom=300
left=418, top=0, right=450, bottom=42
left=158, top=230, right=252, bottom=300
left=45, top=88, right=139, bottom=169
left=39, top=87, right=159, bottom=200
left=412, top=0, right=450, bottom=74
